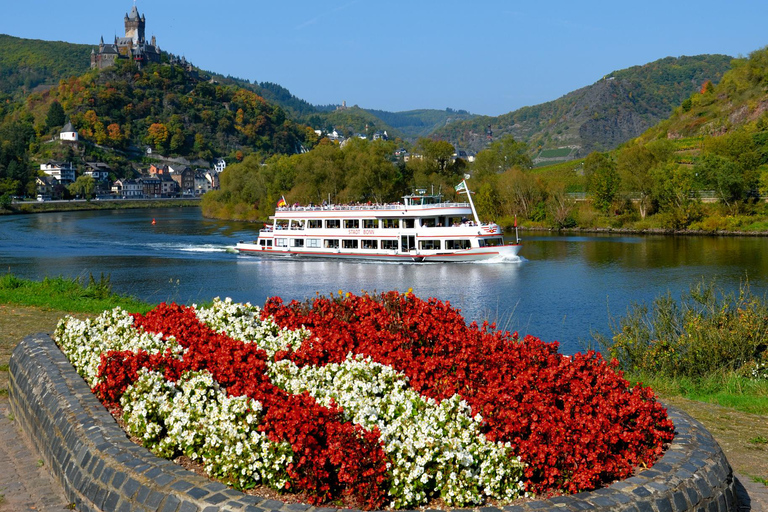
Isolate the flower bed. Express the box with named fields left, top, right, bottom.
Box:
left=54, top=291, right=675, bottom=510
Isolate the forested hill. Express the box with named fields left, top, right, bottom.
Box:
left=433, top=55, right=733, bottom=157
left=638, top=47, right=768, bottom=142
left=364, top=108, right=477, bottom=139
left=0, top=34, right=92, bottom=96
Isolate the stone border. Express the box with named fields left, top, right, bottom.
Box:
left=10, top=334, right=739, bottom=512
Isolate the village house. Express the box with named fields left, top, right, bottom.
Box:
left=112, top=178, right=143, bottom=198
left=168, top=165, right=195, bottom=196
left=35, top=176, right=59, bottom=200
left=83, top=162, right=112, bottom=181
left=138, top=174, right=162, bottom=198
left=40, top=161, right=76, bottom=184
left=213, top=158, right=227, bottom=173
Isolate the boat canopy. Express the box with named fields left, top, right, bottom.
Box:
left=402, top=193, right=443, bottom=206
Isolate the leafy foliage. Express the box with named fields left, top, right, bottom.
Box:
left=0, top=34, right=92, bottom=96
left=595, top=280, right=768, bottom=379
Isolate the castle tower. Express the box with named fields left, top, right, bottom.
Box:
left=124, top=5, right=145, bottom=43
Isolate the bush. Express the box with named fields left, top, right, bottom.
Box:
left=595, top=280, right=768, bottom=378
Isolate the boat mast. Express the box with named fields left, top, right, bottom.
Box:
left=459, top=179, right=481, bottom=225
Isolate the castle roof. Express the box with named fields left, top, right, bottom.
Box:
left=127, top=5, right=140, bottom=20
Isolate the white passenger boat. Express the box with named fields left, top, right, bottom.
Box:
left=235, top=180, right=521, bottom=262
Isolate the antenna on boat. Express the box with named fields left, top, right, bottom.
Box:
left=456, top=179, right=481, bottom=225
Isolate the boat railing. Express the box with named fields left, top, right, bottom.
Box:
left=275, top=202, right=471, bottom=212
left=260, top=221, right=500, bottom=233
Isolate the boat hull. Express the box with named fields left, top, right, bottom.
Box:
left=235, top=242, right=522, bottom=262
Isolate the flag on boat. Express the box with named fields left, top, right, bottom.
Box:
left=276, top=196, right=287, bottom=207
left=455, top=181, right=467, bottom=193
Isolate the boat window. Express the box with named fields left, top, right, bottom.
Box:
left=382, top=218, right=399, bottom=229
left=484, top=237, right=503, bottom=247
left=326, top=219, right=340, bottom=229
left=419, top=239, right=441, bottom=250
left=308, top=219, right=322, bottom=229
left=344, top=219, right=359, bottom=229
left=290, top=220, right=305, bottom=230
left=342, top=239, right=359, bottom=249
left=362, top=239, right=378, bottom=249
left=446, top=239, right=471, bottom=250
left=306, top=239, right=320, bottom=248
left=403, top=219, right=415, bottom=229
left=267, top=240, right=273, bottom=247
left=382, top=240, right=398, bottom=250
left=421, top=218, right=437, bottom=228
left=275, top=220, right=288, bottom=230
left=291, top=239, right=304, bottom=247
left=363, top=219, right=377, bottom=229
left=259, top=239, right=266, bottom=246
left=324, top=239, right=339, bottom=249
left=275, top=238, right=287, bottom=247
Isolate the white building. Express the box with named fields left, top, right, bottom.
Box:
left=60, top=122, right=78, bottom=142
left=213, top=158, right=227, bottom=173
left=40, top=161, right=76, bottom=184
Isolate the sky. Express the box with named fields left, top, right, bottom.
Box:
left=3, top=1, right=768, bottom=117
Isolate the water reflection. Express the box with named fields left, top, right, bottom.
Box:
left=2, top=209, right=768, bottom=355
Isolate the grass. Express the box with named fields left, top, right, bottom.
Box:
left=0, top=273, right=153, bottom=314
left=624, top=371, right=768, bottom=416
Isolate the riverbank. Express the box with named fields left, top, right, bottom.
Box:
left=514, top=225, right=768, bottom=237
left=0, top=197, right=201, bottom=216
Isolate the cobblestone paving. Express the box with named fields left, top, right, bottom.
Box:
left=0, top=397, right=71, bottom=512
left=735, top=473, right=768, bottom=511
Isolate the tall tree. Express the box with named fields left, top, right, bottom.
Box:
left=45, top=101, right=66, bottom=131
left=584, top=152, right=620, bottom=213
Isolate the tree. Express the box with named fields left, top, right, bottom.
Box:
left=146, top=123, right=169, bottom=152
left=45, top=101, right=66, bottom=131
left=415, top=138, right=455, bottom=173
left=0, top=193, right=12, bottom=210
left=616, top=144, right=657, bottom=218
left=473, top=135, right=532, bottom=178
left=584, top=152, right=620, bottom=213
left=497, top=168, right=545, bottom=219
left=68, top=175, right=96, bottom=200
left=695, top=154, right=747, bottom=213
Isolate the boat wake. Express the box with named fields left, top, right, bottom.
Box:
left=475, top=254, right=526, bottom=264
left=146, top=242, right=237, bottom=254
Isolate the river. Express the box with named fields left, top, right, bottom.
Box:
left=2, top=207, right=767, bottom=355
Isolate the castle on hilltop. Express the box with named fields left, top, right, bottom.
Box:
left=91, top=5, right=161, bottom=70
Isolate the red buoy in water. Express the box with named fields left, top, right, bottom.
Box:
left=152, top=218, right=156, bottom=225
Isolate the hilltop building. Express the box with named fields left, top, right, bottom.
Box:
left=59, top=121, right=78, bottom=142
left=91, top=5, right=161, bottom=70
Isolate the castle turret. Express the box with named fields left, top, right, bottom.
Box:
left=125, top=5, right=145, bottom=43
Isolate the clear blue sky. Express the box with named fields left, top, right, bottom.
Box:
left=3, top=1, right=768, bottom=116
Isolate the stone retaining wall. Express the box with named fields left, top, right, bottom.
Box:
left=10, top=334, right=739, bottom=512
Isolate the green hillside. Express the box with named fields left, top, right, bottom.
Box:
left=364, top=108, right=476, bottom=139
left=434, top=55, right=733, bottom=160
left=0, top=58, right=316, bottom=198
left=0, top=34, right=92, bottom=96
left=303, top=105, right=404, bottom=140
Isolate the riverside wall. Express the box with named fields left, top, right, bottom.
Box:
left=10, top=333, right=739, bottom=512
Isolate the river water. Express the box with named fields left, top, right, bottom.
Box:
left=2, top=207, right=767, bottom=355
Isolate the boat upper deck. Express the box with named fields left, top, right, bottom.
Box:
left=274, top=194, right=472, bottom=218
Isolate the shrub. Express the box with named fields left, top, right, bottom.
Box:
left=595, top=280, right=768, bottom=378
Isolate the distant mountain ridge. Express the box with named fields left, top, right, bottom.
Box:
left=363, top=108, right=477, bottom=139
left=432, top=55, right=733, bottom=160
